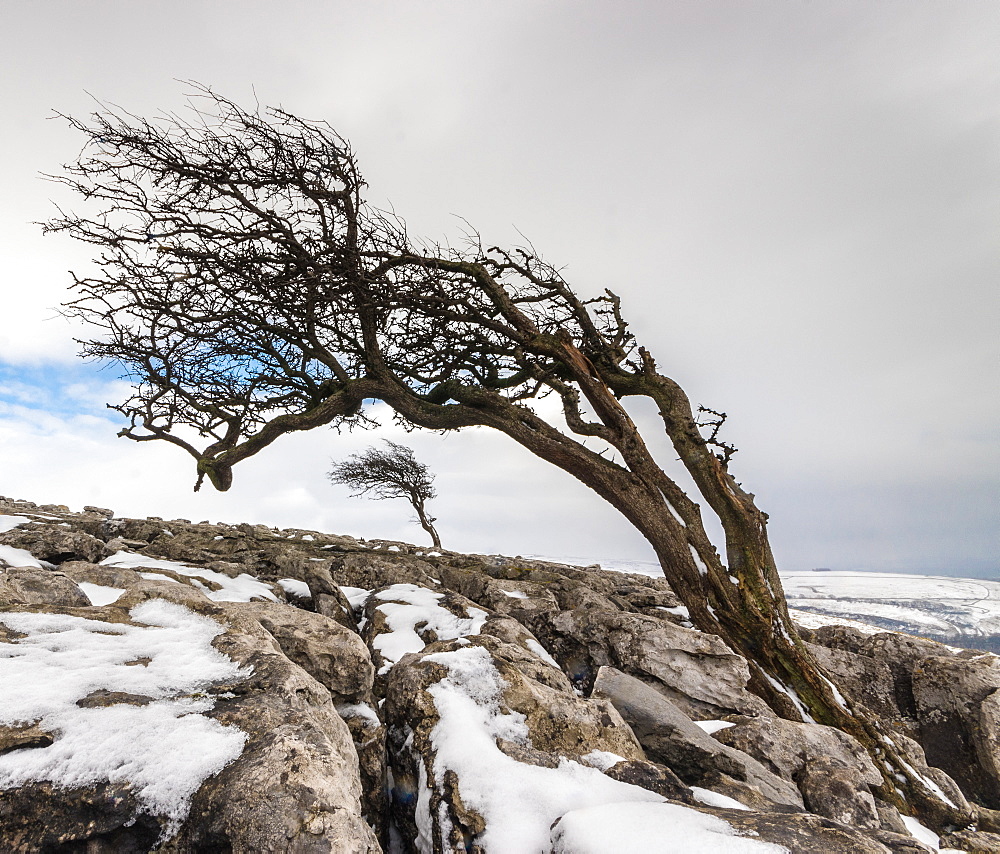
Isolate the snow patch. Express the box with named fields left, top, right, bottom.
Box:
left=420, top=645, right=666, bottom=852
left=0, top=544, right=43, bottom=568
left=0, top=514, right=32, bottom=534
left=551, top=801, right=788, bottom=853
left=821, top=674, right=851, bottom=711
left=690, top=786, right=752, bottom=811
left=336, top=702, right=381, bottom=727
left=896, top=756, right=958, bottom=809
left=0, top=600, right=248, bottom=831
left=764, top=674, right=816, bottom=724
left=525, top=638, right=561, bottom=669
left=77, top=581, right=126, bottom=606
left=657, top=604, right=691, bottom=619
left=688, top=544, right=709, bottom=576
left=102, top=551, right=277, bottom=603
left=580, top=750, right=625, bottom=771
left=901, top=815, right=940, bottom=850
left=372, top=584, right=488, bottom=674
left=277, top=578, right=312, bottom=599
left=665, top=501, right=687, bottom=527
left=694, top=720, right=735, bottom=735
left=340, top=585, right=373, bottom=610
left=782, top=571, right=1000, bottom=639
left=788, top=608, right=883, bottom=635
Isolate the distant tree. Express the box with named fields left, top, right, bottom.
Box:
left=330, top=441, right=441, bottom=548
left=44, top=86, right=975, bottom=828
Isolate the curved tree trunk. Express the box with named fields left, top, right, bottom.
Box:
left=412, top=496, right=442, bottom=549
left=188, top=344, right=977, bottom=829
left=400, top=357, right=976, bottom=829
left=184, top=354, right=978, bottom=830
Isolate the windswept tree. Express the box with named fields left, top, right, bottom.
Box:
left=45, top=86, right=976, bottom=827
left=330, top=441, right=441, bottom=548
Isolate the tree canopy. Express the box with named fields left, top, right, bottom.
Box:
left=45, top=86, right=975, bottom=827
left=45, top=88, right=791, bottom=711
left=329, top=441, right=441, bottom=548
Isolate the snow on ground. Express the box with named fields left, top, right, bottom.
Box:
left=0, top=599, right=248, bottom=830
left=901, top=816, right=940, bottom=850
left=336, top=702, right=381, bottom=727
left=694, top=720, right=736, bottom=735
left=340, top=585, right=374, bottom=610
left=421, top=645, right=784, bottom=854
left=786, top=609, right=884, bottom=635
left=277, top=578, right=312, bottom=600
left=77, top=581, right=126, bottom=606
left=782, top=571, right=998, bottom=603
left=551, top=801, right=786, bottom=853
left=524, top=638, right=561, bottom=669
left=781, top=571, right=1000, bottom=638
left=372, top=583, right=488, bottom=674
left=0, top=514, right=33, bottom=534
left=101, top=550, right=278, bottom=603
left=791, top=598, right=957, bottom=634
left=579, top=750, right=626, bottom=771
left=0, top=544, right=44, bottom=568
left=689, top=787, right=752, bottom=811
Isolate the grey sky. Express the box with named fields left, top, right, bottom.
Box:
left=0, top=1, right=997, bottom=576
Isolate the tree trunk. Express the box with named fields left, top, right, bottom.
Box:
left=411, top=358, right=976, bottom=829
left=501, top=418, right=976, bottom=828
left=412, top=496, right=442, bottom=549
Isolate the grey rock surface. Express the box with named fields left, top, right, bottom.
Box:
left=227, top=600, right=375, bottom=705
left=527, top=605, right=771, bottom=717
left=911, top=651, right=1000, bottom=810
left=710, top=709, right=894, bottom=829
left=0, top=566, right=90, bottom=607
left=178, top=608, right=381, bottom=853
left=591, top=666, right=803, bottom=808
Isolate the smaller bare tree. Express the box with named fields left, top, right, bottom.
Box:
left=329, top=441, right=442, bottom=548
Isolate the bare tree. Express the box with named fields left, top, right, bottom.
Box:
left=330, top=441, right=441, bottom=548
left=43, top=86, right=977, bottom=828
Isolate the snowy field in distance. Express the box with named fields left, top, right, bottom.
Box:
left=779, top=570, right=1000, bottom=640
